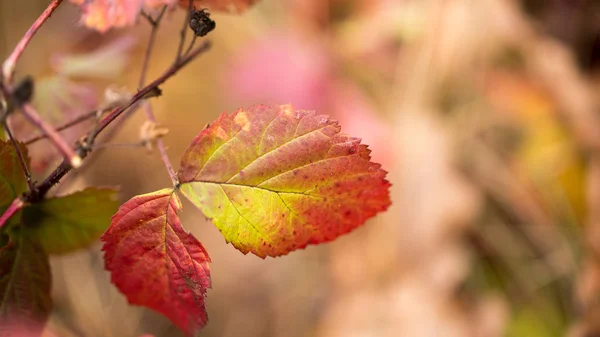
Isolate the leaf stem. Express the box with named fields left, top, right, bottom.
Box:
left=140, top=6, right=178, bottom=185
left=0, top=198, right=24, bottom=229
left=20, top=102, right=81, bottom=168
left=2, top=0, right=64, bottom=83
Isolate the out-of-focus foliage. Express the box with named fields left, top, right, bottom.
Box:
left=3, top=0, right=600, bottom=336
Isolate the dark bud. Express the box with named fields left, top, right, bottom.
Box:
left=1, top=76, right=34, bottom=121
left=189, top=8, right=216, bottom=37
left=12, top=76, right=34, bottom=107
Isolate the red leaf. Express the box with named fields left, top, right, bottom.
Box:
left=178, top=0, right=259, bottom=13
left=101, top=189, right=211, bottom=336
left=178, top=104, right=391, bottom=258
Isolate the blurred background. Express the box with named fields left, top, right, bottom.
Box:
left=3, top=0, right=600, bottom=336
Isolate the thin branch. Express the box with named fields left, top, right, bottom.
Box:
left=20, top=103, right=81, bottom=168
left=28, top=41, right=212, bottom=202
left=94, top=42, right=210, bottom=140
left=139, top=6, right=178, bottom=185
left=2, top=0, right=64, bottom=83
left=176, top=0, right=194, bottom=61
left=23, top=105, right=118, bottom=145
left=2, top=121, right=34, bottom=191
left=139, top=6, right=168, bottom=87
left=0, top=83, right=12, bottom=123
left=0, top=198, right=24, bottom=229
left=184, top=35, right=198, bottom=57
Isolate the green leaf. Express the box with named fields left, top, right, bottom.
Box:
left=0, top=235, right=52, bottom=334
left=0, top=140, right=27, bottom=213
left=178, top=104, right=391, bottom=258
left=21, top=187, right=119, bottom=254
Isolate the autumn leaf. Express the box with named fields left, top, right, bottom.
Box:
left=0, top=235, right=52, bottom=336
left=178, top=0, right=260, bottom=13
left=101, top=189, right=211, bottom=336
left=0, top=140, right=27, bottom=214
left=20, top=188, right=119, bottom=254
left=178, top=104, right=391, bottom=258
left=52, top=35, right=136, bottom=79
left=69, top=0, right=177, bottom=33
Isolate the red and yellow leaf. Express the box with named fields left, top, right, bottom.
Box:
left=178, top=104, right=391, bottom=258
left=178, top=0, right=259, bottom=13
left=21, top=188, right=119, bottom=254
left=0, top=235, right=52, bottom=335
left=101, top=189, right=211, bottom=336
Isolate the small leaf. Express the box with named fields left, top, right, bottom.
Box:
left=102, top=189, right=211, bottom=336
left=178, top=104, right=391, bottom=258
left=69, top=0, right=144, bottom=33
left=21, top=188, right=119, bottom=254
left=0, top=140, right=27, bottom=213
left=0, top=235, right=52, bottom=335
left=178, top=0, right=259, bottom=13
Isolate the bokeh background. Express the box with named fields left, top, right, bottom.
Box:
left=3, top=0, right=600, bottom=336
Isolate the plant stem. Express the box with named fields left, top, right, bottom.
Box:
left=139, top=7, right=178, bottom=185
left=176, top=0, right=195, bottom=61
left=20, top=102, right=81, bottom=168
left=29, top=42, right=212, bottom=202
left=2, top=0, right=64, bottom=83
left=0, top=198, right=24, bottom=229
left=139, top=6, right=168, bottom=87
left=23, top=105, right=119, bottom=145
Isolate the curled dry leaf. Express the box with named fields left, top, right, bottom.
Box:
left=101, top=189, right=211, bottom=336
left=178, top=104, right=391, bottom=258
left=139, top=120, right=170, bottom=151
